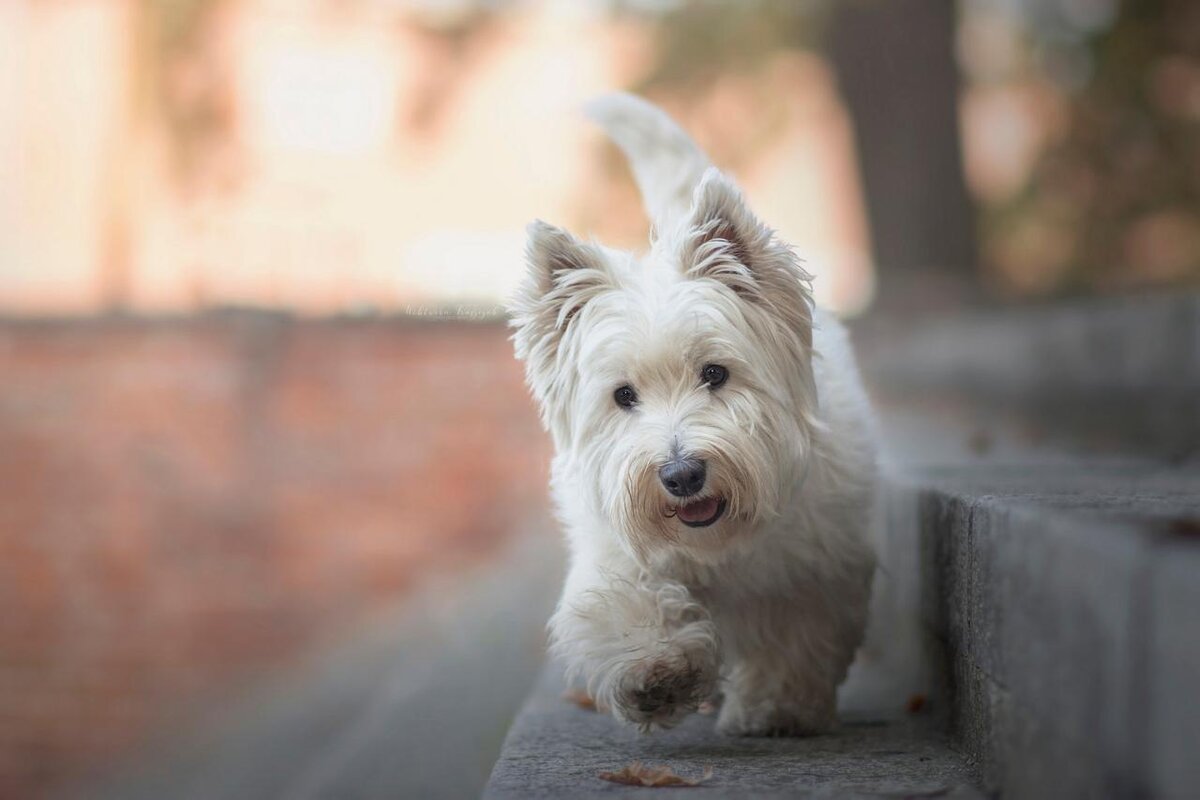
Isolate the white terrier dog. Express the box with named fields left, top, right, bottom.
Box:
left=509, top=94, right=877, bottom=737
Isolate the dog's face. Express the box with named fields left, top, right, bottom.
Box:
left=510, top=171, right=817, bottom=561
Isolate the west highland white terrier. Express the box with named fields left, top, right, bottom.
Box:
left=509, top=94, right=877, bottom=737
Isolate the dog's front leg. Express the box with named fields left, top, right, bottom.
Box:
left=549, top=560, right=719, bottom=731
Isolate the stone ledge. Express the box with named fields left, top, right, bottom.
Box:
left=903, top=461, right=1200, bottom=799
left=858, top=292, right=1200, bottom=458
left=484, top=666, right=982, bottom=799
left=87, top=531, right=561, bottom=800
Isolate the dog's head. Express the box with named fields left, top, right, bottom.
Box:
left=510, top=170, right=817, bottom=561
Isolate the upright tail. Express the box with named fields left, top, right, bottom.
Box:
left=584, top=93, right=712, bottom=230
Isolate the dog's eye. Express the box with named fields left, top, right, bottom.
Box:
left=701, top=364, right=728, bottom=389
left=613, top=385, right=638, bottom=409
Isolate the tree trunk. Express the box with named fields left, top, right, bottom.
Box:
left=829, top=0, right=979, bottom=310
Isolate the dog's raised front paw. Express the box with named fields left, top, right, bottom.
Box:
left=609, top=649, right=716, bottom=731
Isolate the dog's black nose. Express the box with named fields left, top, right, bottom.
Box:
left=658, top=458, right=706, bottom=498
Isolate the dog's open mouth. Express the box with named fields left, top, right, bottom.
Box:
left=673, top=496, right=727, bottom=528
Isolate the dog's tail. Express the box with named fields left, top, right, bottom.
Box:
left=584, top=93, right=711, bottom=229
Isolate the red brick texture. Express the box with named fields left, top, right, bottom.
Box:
left=0, top=315, right=551, bottom=797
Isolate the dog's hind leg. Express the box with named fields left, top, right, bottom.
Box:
left=714, top=583, right=867, bottom=737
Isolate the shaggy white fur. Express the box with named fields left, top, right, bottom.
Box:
left=508, top=93, right=877, bottom=736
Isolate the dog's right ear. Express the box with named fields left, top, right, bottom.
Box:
left=509, top=220, right=612, bottom=381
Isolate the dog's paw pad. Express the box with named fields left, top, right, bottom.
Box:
left=631, top=663, right=701, bottom=713
left=613, top=658, right=712, bottom=729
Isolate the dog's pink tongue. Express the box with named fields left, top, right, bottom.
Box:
left=677, top=497, right=719, bottom=523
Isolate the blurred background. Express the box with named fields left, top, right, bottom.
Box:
left=0, top=0, right=1197, bottom=798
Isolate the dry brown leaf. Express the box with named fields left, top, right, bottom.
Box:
left=597, top=761, right=714, bottom=787
left=906, top=693, right=928, bottom=714
left=562, top=688, right=598, bottom=711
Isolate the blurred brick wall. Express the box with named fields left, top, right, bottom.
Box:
left=0, top=314, right=550, bottom=797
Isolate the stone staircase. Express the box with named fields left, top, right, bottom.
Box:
left=485, top=293, right=1199, bottom=799
left=86, top=530, right=563, bottom=800
left=82, top=295, right=1198, bottom=799
left=486, top=666, right=981, bottom=799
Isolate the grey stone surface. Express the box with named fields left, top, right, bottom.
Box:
left=485, top=666, right=982, bottom=799
left=863, top=341, right=1200, bottom=800
left=917, top=492, right=1144, bottom=796
left=900, top=457, right=1200, bottom=799
left=858, top=292, right=1200, bottom=457
left=83, top=530, right=563, bottom=800
left=1145, top=542, right=1200, bottom=800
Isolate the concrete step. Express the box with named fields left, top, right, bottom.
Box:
left=858, top=292, right=1199, bottom=459
left=858, top=293, right=1200, bottom=798
left=886, top=455, right=1200, bottom=799
left=85, top=530, right=562, bottom=800
left=485, top=666, right=982, bottom=799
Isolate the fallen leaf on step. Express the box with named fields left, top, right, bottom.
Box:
left=598, top=762, right=713, bottom=787
left=906, top=693, right=927, bottom=714
left=562, top=688, right=597, bottom=711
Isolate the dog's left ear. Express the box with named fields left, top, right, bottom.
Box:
left=680, top=169, right=813, bottom=337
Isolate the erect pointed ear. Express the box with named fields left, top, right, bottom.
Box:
left=680, top=169, right=813, bottom=336
left=508, top=220, right=612, bottom=372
